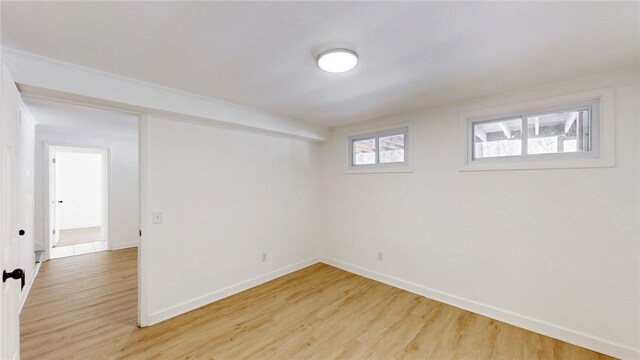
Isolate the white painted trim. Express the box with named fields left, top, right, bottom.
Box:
left=459, top=88, right=615, bottom=171
left=147, top=257, right=320, bottom=325
left=345, top=168, right=414, bottom=175
left=344, top=122, right=414, bottom=174
left=319, top=257, right=639, bottom=360
left=137, top=115, right=150, bottom=327
left=19, top=262, right=41, bottom=313
left=46, top=145, right=109, bottom=257
left=44, top=143, right=53, bottom=261
left=143, top=254, right=637, bottom=358
left=2, top=47, right=329, bottom=142
left=110, top=242, right=138, bottom=251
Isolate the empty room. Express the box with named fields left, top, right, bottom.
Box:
left=0, top=1, right=638, bottom=360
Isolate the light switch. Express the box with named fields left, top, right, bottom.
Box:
left=152, top=211, right=163, bottom=224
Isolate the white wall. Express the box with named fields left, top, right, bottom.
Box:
left=55, top=151, right=103, bottom=230
left=320, top=67, right=640, bottom=359
left=141, top=116, right=322, bottom=323
left=32, top=103, right=139, bottom=252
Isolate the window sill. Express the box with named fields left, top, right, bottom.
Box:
left=345, top=166, right=414, bottom=174
left=460, top=157, right=614, bottom=172
left=460, top=87, right=615, bottom=172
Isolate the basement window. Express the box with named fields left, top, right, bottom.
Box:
left=468, top=100, right=598, bottom=164
left=348, top=127, right=409, bottom=172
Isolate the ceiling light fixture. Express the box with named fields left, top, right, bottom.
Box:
left=317, top=49, right=358, bottom=73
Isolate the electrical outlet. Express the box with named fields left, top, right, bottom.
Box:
left=261, top=253, right=267, bottom=262
left=378, top=252, right=383, bottom=261
left=152, top=211, right=163, bottom=224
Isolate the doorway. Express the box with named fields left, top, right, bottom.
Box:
left=48, top=146, right=108, bottom=259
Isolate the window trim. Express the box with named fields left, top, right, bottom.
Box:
left=467, top=99, right=599, bottom=164
left=346, top=125, right=412, bottom=174
left=461, top=88, right=615, bottom=171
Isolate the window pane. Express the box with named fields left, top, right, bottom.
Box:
left=379, top=134, right=405, bottom=163
left=473, top=118, right=522, bottom=159
left=527, top=109, right=590, bottom=155
left=353, top=138, right=376, bottom=165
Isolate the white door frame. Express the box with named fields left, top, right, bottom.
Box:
left=45, top=145, right=109, bottom=259
left=137, top=114, right=149, bottom=327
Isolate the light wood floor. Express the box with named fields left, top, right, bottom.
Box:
left=21, top=249, right=614, bottom=359
left=56, top=226, right=103, bottom=247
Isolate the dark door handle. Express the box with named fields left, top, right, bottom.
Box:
left=19, top=229, right=25, bottom=236
left=3, top=269, right=25, bottom=290
left=58, top=200, right=63, bottom=203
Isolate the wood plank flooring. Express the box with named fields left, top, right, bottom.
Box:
left=21, top=249, right=614, bottom=359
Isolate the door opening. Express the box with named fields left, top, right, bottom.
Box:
left=48, top=146, right=108, bottom=259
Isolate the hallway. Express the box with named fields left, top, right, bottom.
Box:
left=20, top=249, right=137, bottom=359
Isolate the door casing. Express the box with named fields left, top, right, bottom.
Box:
left=46, top=145, right=109, bottom=259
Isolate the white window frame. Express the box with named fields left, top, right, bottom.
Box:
left=461, top=88, right=615, bottom=171
left=347, top=125, right=412, bottom=174
left=468, top=100, right=598, bottom=163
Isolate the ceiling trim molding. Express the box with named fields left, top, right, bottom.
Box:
left=1, top=47, right=329, bottom=142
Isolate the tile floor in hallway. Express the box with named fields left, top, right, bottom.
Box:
left=50, top=241, right=107, bottom=259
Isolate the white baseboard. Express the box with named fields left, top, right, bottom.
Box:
left=110, top=241, right=138, bottom=250
left=20, top=262, right=41, bottom=312
left=147, top=257, right=321, bottom=325
left=319, top=257, right=639, bottom=360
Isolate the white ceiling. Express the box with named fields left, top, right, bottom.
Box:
left=3, top=2, right=638, bottom=127
left=25, top=98, right=139, bottom=140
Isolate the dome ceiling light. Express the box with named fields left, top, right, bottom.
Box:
left=317, top=49, right=358, bottom=73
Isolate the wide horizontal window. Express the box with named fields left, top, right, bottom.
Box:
left=349, top=127, right=408, bottom=169
left=470, top=101, right=597, bottom=162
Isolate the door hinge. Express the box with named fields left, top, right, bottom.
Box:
left=52, top=158, right=56, bottom=164
left=52, top=229, right=56, bottom=235
left=139, top=230, right=142, bottom=237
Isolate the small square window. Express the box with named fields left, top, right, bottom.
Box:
left=353, top=138, right=376, bottom=165
left=349, top=127, right=409, bottom=170
left=379, top=134, right=405, bottom=163
left=526, top=109, right=591, bottom=155
left=473, top=118, right=522, bottom=159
